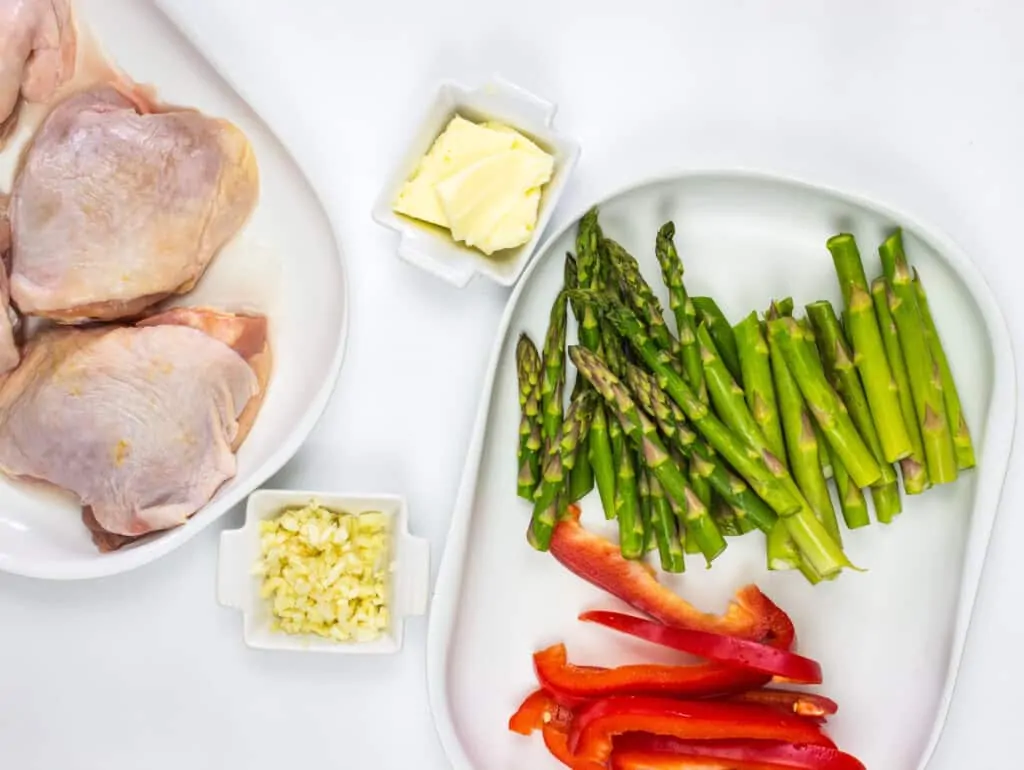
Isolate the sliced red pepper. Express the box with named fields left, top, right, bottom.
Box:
left=581, top=611, right=821, bottom=684
left=535, top=643, right=771, bottom=703
left=612, top=736, right=865, bottom=770
left=550, top=507, right=794, bottom=647
left=509, top=689, right=573, bottom=735
left=612, top=751, right=807, bottom=770
left=543, top=723, right=577, bottom=768
left=728, top=689, right=839, bottom=720
left=569, top=697, right=834, bottom=766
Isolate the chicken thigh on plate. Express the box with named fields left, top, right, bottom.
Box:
left=9, top=86, right=259, bottom=323
left=0, top=0, right=77, bottom=144
left=0, top=194, right=18, bottom=374
left=0, top=307, right=271, bottom=551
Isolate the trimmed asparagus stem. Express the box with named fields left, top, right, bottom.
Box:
left=562, top=392, right=597, bottom=506
left=711, top=495, right=742, bottom=537
left=734, top=312, right=787, bottom=461
left=516, top=334, right=544, bottom=500
left=569, top=345, right=726, bottom=564
left=769, top=316, right=843, bottom=546
left=765, top=520, right=822, bottom=584
left=612, top=424, right=644, bottom=558
left=639, top=467, right=655, bottom=553
left=879, top=231, right=958, bottom=484
left=526, top=427, right=565, bottom=551
left=871, top=278, right=930, bottom=493
left=649, top=473, right=686, bottom=572
left=625, top=364, right=778, bottom=534
left=684, top=486, right=728, bottom=565
left=805, top=302, right=902, bottom=522
left=913, top=267, right=976, bottom=470
left=693, top=296, right=742, bottom=384
left=767, top=316, right=882, bottom=488
left=655, top=222, right=707, bottom=401
left=588, top=405, right=617, bottom=519
left=698, top=322, right=772, bottom=452
left=666, top=492, right=699, bottom=555
left=827, top=233, right=913, bottom=463
left=825, top=439, right=870, bottom=529
left=813, top=419, right=834, bottom=479
left=540, top=290, right=569, bottom=450
left=586, top=295, right=853, bottom=577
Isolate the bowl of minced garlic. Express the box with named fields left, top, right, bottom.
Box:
left=217, top=491, right=429, bottom=654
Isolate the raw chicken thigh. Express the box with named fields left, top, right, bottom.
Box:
left=9, top=86, right=259, bottom=322
left=0, top=308, right=270, bottom=551
left=0, top=0, right=77, bottom=144
left=0, top=194, right=17, bottom=374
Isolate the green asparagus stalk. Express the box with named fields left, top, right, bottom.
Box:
left=768, top=318, right=843, bottom=545
left=575, top=209, right=605, bottom=352
left=666, top=488, right=698, bottom=555
left=879, top=231, right=958, bottom=484
left=813, top=419, right=834, bottom=479
left=581, top=293, right=855, bottom=577
left=734, top=312, right=787, bottom=461
left=805, top=302, right=903, bottom=522
left=604, top=238, right=684, bottom=366
left=683, top=485, right=728, bottom=566
left=767, top=316, right=882, bottom=488
left=639, top=467, right=655, bottom=553
left=648, top=474, right=686, bottom=572
left=561, top=391, right=597, bottom=498
left=871, top=277, right=929, bottom=493
left=563, top=255, right=595, bottom=501
left=588, top=405, right=617, bottom=518
left=765, top=520, right=823, bottom=584
left=569, top=345, right=726, bottom=564
left=913, top=268, right=976, bottom=470
left=827, top=234, right=912, bottom=463
left=655, top=222, right=707, bottom=400
left=625, top=363, right=777, bottom=534
left=540, top=290, right=569, bottom=449
left=526, top=428, right=565, bottom=551
left=565, top=254, right=588, bottom=403
left=515, top=334, right=544, bottom=500
left=711, top=495, right=743, bottom=537
left=612, top=423, right=645, bottom=558
left=825, top=438, right=870, bottom=529
left=693, top=297, right=742, bottom=384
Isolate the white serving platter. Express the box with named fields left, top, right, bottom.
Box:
left=0, top=0, right=348, bottom=580
left=426, top=171, right=1016, bottom=770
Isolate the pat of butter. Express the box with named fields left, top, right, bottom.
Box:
left=392, top=115, right=554, bottom=254
left=436, top=150, right=553, bottom=255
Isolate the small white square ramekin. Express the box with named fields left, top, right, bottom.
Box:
left=371, top=75, right=581, bottom=288
left=217, top=490, right=429, bottom=654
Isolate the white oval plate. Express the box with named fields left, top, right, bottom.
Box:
left=426, top=171, right=1016, bottom=770
left=0, top=0, right=348, bottom=580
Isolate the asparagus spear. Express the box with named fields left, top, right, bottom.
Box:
left=711, top=495, right=743, bottom=537
left=588, top=405, right=617, bottom=518
left=827, top=234, right=912, bottom=463
left=575, top=209, right=605, bottom=352
left=612, top=421, right=645, bottom=558
left=806, top=302, right=903, bottom=522
left=626, top=363, right=777, bottom=534
left=604, top=238, right=683, bottom=365
left=561, top=391, right=597, bottom=497
left=879, top=231, right=958, bottom=484
left=766, top=520, right=823, bottom=584
left=655, top=222, right=707, bottom=400
left=768, top=318, right=843, bottom=545
left=639, top=467, right=655, bottom=553
left=734, top=311, right=786, bottom=461
left=871, top=277, right=930, bottom=493
left=649, top=474, right=686, bottom=572
left=665, top=485, right=698, bottom=555
left=587, top=301, right=852, bottom=577
left=913, top=268, right=976, bottom=470
left=697, top=322, right=771, bottom=452
left=569, top=345, right=727, bottom=564
left=540, top=289, right=569, bottom=449
left=515, top=334, right=544, bottom=500
left=825, top=438, right=870, bottom=529
left=693, top=297, right=742, bottom=384
left=767, top=316, right=882, bottom=488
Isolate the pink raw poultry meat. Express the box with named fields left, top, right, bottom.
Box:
left=0, top=0, right=77, bottom=145
left=0, top=194, right=17, bottom=374
left=9, top=86, right=259, bottom=323
left=0, top=307, right=270, bottom=551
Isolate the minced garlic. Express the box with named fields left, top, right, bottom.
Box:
left=254, top=502, right=391, bottom=642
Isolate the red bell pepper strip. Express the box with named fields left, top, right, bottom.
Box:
left=612, top=737, right=865, bottom=770
left=569, top=697, right=834, bottom=766
left=550, top=507, right=795, bottom=647
left=728, top=689, right=839, bottom=720
left=534, top=643, right=771, bottom=703
left=612, top=750, right=832, bottom=770
left=580, top=611, right=822, bottom=684
left=543, top=723, right=577, bottom=768
left=509, top=689, right=572, bottom=735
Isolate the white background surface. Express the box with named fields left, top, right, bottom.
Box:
left=0, top=1, right=1021, bottom=768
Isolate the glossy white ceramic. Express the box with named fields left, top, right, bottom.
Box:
left=426, top=171, right=1016, bottom=770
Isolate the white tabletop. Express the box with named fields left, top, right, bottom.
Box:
left=2, top=0, right=1022, bottom=767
